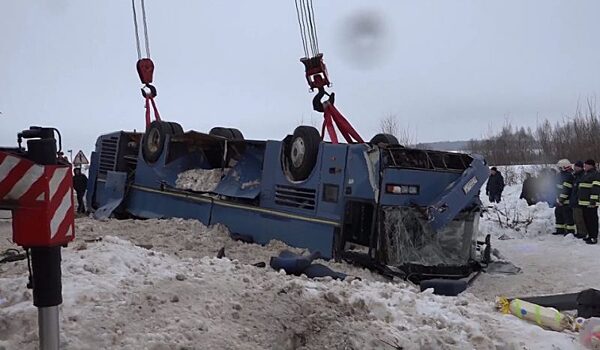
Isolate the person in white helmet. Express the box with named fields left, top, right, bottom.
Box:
left=554, top=159, right=575, bottom=235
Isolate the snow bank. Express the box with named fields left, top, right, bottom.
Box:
left=0, top=231, right=583, bottom=350
left=480, top=184, right=555, bottom=239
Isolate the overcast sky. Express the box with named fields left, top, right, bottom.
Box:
left=2, top=0, right=600, bottom=157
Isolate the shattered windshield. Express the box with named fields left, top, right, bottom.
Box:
left=380, top=207, right=478, bottom=266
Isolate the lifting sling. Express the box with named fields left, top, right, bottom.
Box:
left=294, top=0, right=363, bottom=144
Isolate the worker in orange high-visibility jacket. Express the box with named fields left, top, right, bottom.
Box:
left=554, top=159, right=575, bottom=235
left=578, top=159, right=600, bottom=244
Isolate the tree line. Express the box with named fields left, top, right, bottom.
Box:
left=468, top=100, right=600, bottom=165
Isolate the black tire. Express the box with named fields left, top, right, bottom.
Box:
left=169, top=122, right=184, bottom=135
left=287, top=126, right=321, bottom=181
left=227, top=128, right=246, bottom=161
left=209, top=127, right=234, bottom=139
left=228, top=128, right=244, bottom=140
left=207, top=127, right=245, bottom=168
left=370, top=133, right=400, bottom=146
left=142, top=121, right=173, bottom=163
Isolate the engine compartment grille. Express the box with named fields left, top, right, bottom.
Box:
left=98, top=136, right=119, bottom=175
left=275, top=185, right=317, bottom=210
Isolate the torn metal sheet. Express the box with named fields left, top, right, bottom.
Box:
left=93, top=171, right=127, bottom=220
left=213, top=144, right=263, bottom=199
left=364, top=147, right=380, bottom=202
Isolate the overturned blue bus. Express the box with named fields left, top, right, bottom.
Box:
left=87, top=121, right=489, bottom=281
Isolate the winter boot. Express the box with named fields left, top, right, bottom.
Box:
left=575, top=233, right=587, bottom=239
left=585, top=237, right=598, bottom=245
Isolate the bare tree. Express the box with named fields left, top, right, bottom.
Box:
left=379, top=114, right=417, bottom=146
left=380, top=114, right=400, bottom=136
left=470, top=97, right=600, bottom=165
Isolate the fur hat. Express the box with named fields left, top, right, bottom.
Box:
left=557, top=159, right=571, bottom=168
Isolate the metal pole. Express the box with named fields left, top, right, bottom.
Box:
left=38, top=306, right=60, bottom=350
left=25, top=130, right=63, bottom=350
left=30, top=246, right=62, bottom=350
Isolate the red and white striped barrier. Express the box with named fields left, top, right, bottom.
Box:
left=0, top=152, right=75, bottom=247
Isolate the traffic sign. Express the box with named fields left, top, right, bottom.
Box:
left=72, top=150, right=89, bottom=166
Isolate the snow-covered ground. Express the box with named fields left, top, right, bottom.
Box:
left=1, top=177, right=598, bottom=349
left=471, top=184, right=600, bottom=302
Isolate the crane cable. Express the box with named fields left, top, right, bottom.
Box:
left=131, top=0, right=151, bottom=59
left=294, top=0, right=319, bottom=58
left=293, top=1, right=364, bottom=144
left=131, top=0, right=161, bottom=127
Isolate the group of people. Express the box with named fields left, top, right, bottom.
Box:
left=485, top=160, right=599, bottom=244
left=552, top=159, right=598, bottom=245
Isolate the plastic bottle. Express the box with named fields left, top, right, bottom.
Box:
left=580, top=317, right=600, bottom=349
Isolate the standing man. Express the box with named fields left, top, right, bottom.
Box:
left=73, top=167, right=88, bottom=214
left=486, top=167, right=505, bottom=203
left=520, top=172, right=536, bottom=205
left=571, top=161, right=587, bottom=239
left=577, top=159, right=599, bottom=245
left=554, top=159, right=575, bottom=235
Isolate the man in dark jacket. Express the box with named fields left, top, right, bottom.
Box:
left=520, top=172, right=536, bottom=205
left=73, top=167, right=88, bottom=214
left=571, top=161, right=587, bottom=239
left=554, top=159, right=575, bottom=235
left=577, top=159, right=599, bottom=244
left=486, top=167, right=504, bottom=203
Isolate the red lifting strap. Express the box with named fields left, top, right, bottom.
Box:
left=321, top=103, right=363, bottom=144
left=302, top=55, right=363, bottom=143
left=311, top=88, right=364, bottom=144
left=144, top=96, right=161, bottom=127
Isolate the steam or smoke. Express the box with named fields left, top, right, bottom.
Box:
left=336, top=9, right=391, bottom=69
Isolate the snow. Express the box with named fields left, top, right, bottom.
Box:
left=472, top=182, right=600, bottom=303
left=175, top=168, right=226, bottom=192
left=480, top=184, right=555, bottom=239
left=1, top=169, right=598, bottom=349
left=241, top=180, right=261, bottom=190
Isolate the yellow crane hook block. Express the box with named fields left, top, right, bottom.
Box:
left=496, top=297, right=574, bottom=332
